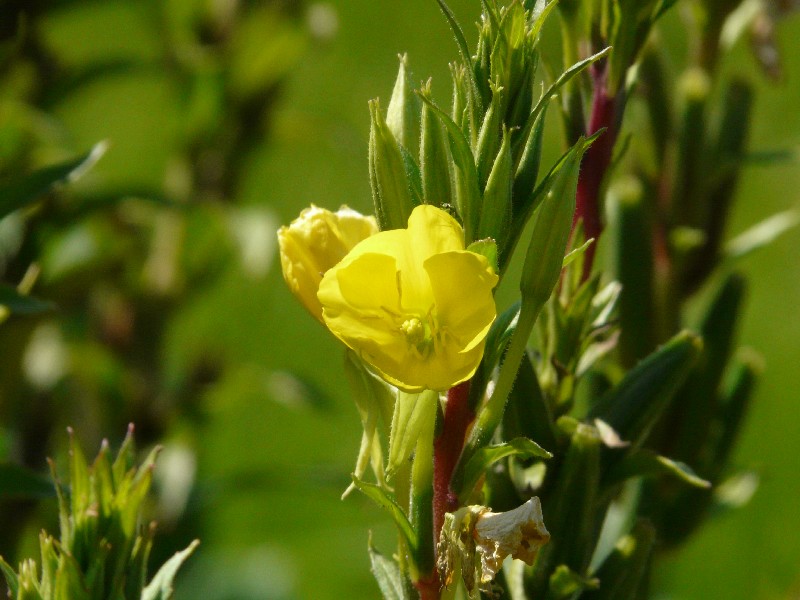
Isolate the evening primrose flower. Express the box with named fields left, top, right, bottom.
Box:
left=278, top=205, right=378, bottom=320
left=317, top=204, right=498, bottom=392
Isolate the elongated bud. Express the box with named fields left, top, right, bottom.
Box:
left=419, top=80, right=452, bottom=208
left=477, top=126, right=513, bottom=254
left=475, top=81, right=504, bottom=190
left=278, top=205, right=378, bottom=320
left=520, top=136, right=590, bottom=310
left=607, top=176, right=656, bottom=366
left=386, top=54, right=420, bottom=155
left=668, top=273, right=745, bottom=464
left=369, top=99, right=416, bottom=230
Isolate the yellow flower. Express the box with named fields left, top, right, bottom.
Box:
left=318, top=204, right=499, bottom=392
left=278, top=205, right=378, bottom=320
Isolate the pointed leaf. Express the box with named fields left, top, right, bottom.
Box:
left=607, top=449, right=711, bottom=488
left=0, top=285, right=55, bottom=316
left=0, top=557, right=19, bottom=596
left=369, top=542, right=412, bottom=600
left=351, top=477, right=417, bottom=552
left=0, top=142, right=107, bottom=219
left=589, top=331, right=702, bottom=452
left=724, top=210, right=800, bottom=261
left=141, top=540, right=199, bottom=600
left=582, top=521, right=656, bottom=600
left=459, top=438, right=551, bottom=501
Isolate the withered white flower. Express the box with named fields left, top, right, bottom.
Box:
left=437, top=497, right=550, bottom=594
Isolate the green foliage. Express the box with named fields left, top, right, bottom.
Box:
left=0, top=430, right=197, bottom=599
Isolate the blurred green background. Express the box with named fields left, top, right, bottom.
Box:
left=0, top=0, right=798, bottom=598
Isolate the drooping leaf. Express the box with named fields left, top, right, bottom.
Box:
left=351, top=477, right=417, bottom=552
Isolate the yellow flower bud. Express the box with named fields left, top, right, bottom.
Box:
left=318, top=204, right=499, bottom=392
left=278, top=205, right=378, bottom=320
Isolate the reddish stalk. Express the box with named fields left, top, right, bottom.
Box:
left=433, top=381, right=473, bottom=542
left=573, top=68, right=619, bottom=280
left=414, top=574, right=441, bottom=600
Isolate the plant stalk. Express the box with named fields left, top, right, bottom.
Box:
left=574, top=67, right=618, bottom=279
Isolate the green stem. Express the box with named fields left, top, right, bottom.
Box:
left=410, top=403, right=436, bottom=579
left=452, top=300, right=540, bottom=492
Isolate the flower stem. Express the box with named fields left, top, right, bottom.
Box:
left=433, top=381, right=473, bottom=543
left=410, top=401, right=436, bottom=578
left=574, top=67, right=618, bottom=280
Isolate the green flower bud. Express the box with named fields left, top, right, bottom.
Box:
left=369, top=98, right=416, bottom=230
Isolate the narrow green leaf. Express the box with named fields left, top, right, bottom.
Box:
left=433, top=0, right=484, bottom=116
left=368, top=542, right=411, bottom=600
left=0, top=142, right=107, bottom=220
left=519, top=135, right=592, bottom=310
left=351, top=477, right=417, bottom=552
left=724, top=210, right=800, bottom=261
left=526, top=424, right=602, bottom=597
left=711, top=353, right=760, bottom=473
left=589, top=330, right=703, bottom=452
left=607, top=450, right=711, bottom=489
left=503, top=350, right=559, bottom=453
left=562, top=238, right=595, bottom=268
left=528, top=47, right=612, bottom=138
left=0, top=285, right=55, bottom=316
left=669, top=274, right=745, bottom=464
left=141, top=540, right=199, bottom=600
left=459, top=438, right=551, bottom=501
left=343, top=353, right=394, bottom=495
left=0, top=556, right=19, bottom=596
left=582, top=521, right=656, bottom=600
left=511, top=99, right=548, bottom=219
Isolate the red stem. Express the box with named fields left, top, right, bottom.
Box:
left=433, top=381, right=473, bottom=542
left=574, top=69, right=618, bottom=280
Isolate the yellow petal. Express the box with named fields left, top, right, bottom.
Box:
left=425, top=251, right=498, bottom=352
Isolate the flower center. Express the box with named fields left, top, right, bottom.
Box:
left=401, top=316, right=434, bottom=356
